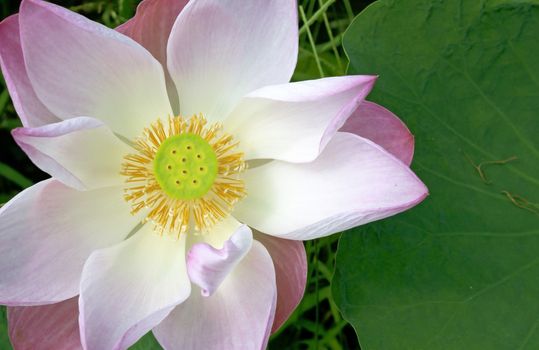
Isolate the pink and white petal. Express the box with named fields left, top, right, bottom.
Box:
left=187, top=225, right=252, bottom=297
left=116, top=0, right=188, bottom=113
left=233, top=132, right=428, bottom=240
left=8, top=297, right=82, bottom=350
left=340, top=101, right=415, bottom=166
left=226, top=76, right=376, bottom=162
left=116, top=0, right=187, bottom=66
left=0, top=180, right=140, bottom=306
left=153, top=240, right=276, bottom=350
left=79, top=225, right=190, bottom=350
left=0, top=15, right=58, bottom=127
left=187, top=215, right=243, bottom=250
left=254, top=232, right=307, bottom=333
left=167, top=0, right=298, bottom=122
left=19, top=0, right=172, bottom=139
left=12, top=117, right=132, bottom=191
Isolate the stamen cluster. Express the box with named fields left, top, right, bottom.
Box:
left=121, top=114, right=246, bottom=236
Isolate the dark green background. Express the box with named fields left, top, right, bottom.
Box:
left=333, top=0, right=539, bottom=349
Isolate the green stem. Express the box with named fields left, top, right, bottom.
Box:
left=299, top=5, right=325, bottom=78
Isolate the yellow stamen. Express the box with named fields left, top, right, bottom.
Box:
left=121, top=114, right=246, bottom=237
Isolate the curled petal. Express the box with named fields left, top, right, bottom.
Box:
left=154, top=241, right=276, bottom=350
left=234, top=132, right=428, bottom=240
left=187, top=215, right=243, bottom=250
left=187, top=225, right=252, bottom=297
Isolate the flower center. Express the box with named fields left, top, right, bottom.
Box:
left=153, top=133, right=218, bottom=200
left=121, top=114, right=246, bottom=236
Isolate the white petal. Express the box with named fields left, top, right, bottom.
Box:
left=12, top=117, right=131, bottom=190
left=0, top=180, right=140, bottom=305
left=226, top=76, right=376, bottom=162
left=153, top=240, right=276, bottom=350
left=19, top=0, right=172, bottom=138
left=116, top=0, right=189, bottom=113
left=167, top=0, right=298, bottom=122
left=233, top=132, right=428, bottom=240
left=187, top=215, right=242, bottom=250
left=79, top=225, right=191, bottom=350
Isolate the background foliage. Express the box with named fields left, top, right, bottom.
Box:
left=0, top=0, right=374, bottom=349
left=333, top=0, right=539, bottom=349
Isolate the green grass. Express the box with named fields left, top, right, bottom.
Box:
left=0, top=0, right=374, bottom=348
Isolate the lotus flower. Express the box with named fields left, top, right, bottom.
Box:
left=0, top=0, right=428, bottom=349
